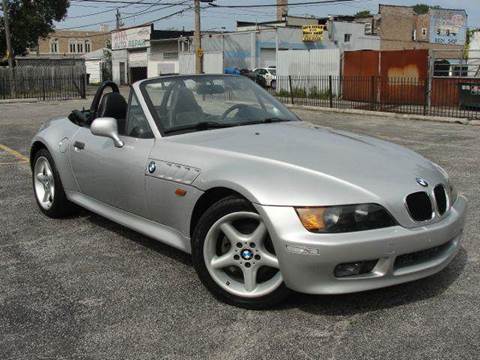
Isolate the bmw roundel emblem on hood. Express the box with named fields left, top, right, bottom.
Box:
left=416, top=177, right=428, bottom=187
left=148, top=161, right=156, bottom=174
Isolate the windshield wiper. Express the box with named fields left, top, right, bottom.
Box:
left=164, top=121, right=234, bottom=134
left=263, top=117, right=291, bottom=123
left=237, top=117, right=292, bottom=127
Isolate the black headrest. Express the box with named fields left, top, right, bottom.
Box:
left=98, top=93, right=127, bottom=120
left=173, top=87, right=201, bottom=113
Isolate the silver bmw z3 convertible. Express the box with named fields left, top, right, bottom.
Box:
left=31, top=74, right=467, bottom=308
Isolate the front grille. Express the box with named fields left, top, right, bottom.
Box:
left=394, top=240, right=453, bottom=270
left=434, top=184, right=448, bottom=215
left=406, top=192, right=433, bottom=221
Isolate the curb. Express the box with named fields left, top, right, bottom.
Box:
left=0, top=97, right=94, bottom=105
left=285, top=104, right=474, bottom=126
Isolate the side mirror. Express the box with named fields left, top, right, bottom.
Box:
left=90, top=117, right=124, bottom=148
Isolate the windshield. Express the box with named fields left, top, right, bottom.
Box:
left=269, top=69, right=276, bottom=75
left=141, top=75, right=297, bottom=135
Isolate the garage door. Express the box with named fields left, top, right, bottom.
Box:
left=260, top=48, right=276, bottom=68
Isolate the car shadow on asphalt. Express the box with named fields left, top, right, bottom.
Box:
left=79, top=209, right=467, bottom=315
left=83, top=210, right=193, bottom=267
left=280, top=247, right=468, bottom=316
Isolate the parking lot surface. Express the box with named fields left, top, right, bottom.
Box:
left=1, top=99, right=479, bottom=360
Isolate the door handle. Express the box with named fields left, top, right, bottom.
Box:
left=74, top=141, right=85, bottom=150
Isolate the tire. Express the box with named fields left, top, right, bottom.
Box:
left=271, top=79, right=276, bottom=90
left=192, top=196, right=290, bottom=309
left=32, top=148, right=78, bottom=218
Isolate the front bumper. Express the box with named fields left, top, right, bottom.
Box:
left=256, top=196, right=467, bottom=294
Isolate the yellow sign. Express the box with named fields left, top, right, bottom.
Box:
left=196, top=47, right=204, bottom=58
left=302, top=25, right=324, bottom=42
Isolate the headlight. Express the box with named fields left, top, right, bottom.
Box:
left=295, top=204, right=397, bottom=233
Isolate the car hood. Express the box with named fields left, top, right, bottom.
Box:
left=170, top=121, right=441, bottom=187
left=162, top=121, right=446, bottom=226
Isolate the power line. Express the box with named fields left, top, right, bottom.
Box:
left=57, top=3, right=191, bottom=30
left=71, top=0, right=184, bottom=5
left=67, top=0, right=186, bottom=19
left=208, top=0, right=369, bottom=8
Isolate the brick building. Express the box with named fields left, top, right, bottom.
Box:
left=378, top=4, right=467, bottom=56
left=36, top=30, right=110, bottom=56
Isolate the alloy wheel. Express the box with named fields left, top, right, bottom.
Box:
left=34, top=156, right=55, bottom=210
left=203, top=211, right=282, bottom=298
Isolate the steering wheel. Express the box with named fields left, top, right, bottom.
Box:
left=89, top=81, right=120, bottom=122
left=221, top=104, right=254, bottom=121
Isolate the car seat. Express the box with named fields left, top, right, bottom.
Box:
left=170, top=87, right=203, bottom=127
left=97, top=93, right=128, bottom=133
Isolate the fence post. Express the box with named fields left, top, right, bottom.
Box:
left=328, top=75, right=333, bottom=108
left=423, top=77, right=429, bottom=116
left=80, top=73, right=86, bottom=99
left=288, top=75, right=294, bottom=105
left=370, top=76, right=376, bottom=111
left=42, top=77, right=46, bottom=101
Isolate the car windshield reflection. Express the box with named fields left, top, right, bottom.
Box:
left=141, top=75, right=297, bottom=135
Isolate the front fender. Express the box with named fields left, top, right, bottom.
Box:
left=31, top=117, right=80, bottom=193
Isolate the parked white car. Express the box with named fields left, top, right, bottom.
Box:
left=254, top=67, right=277, bottom=88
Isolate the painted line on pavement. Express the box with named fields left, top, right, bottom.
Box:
left=0, top=143, right=29, bottom=164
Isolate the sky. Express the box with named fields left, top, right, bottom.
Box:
left=58, top=0, right=480, bottom=32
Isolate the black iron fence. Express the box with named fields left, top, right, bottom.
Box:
left=0, top=66, right=86, bottom=100
left=270, top=75, right=480, bottom=120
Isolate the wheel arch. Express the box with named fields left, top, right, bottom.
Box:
left=30, top=140, right=49, bottom=169
left=189, top=187, right=250, bottom=237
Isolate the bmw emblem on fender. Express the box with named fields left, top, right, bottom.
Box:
left=416, top=177, right=429, bottom=187
left=148, top=161, right=156, bottom=174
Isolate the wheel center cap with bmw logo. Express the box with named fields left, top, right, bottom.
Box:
left=241, top=249, right=253, bottom=261
left=416, top=177, right=428, bottom=187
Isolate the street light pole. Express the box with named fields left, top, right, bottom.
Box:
left=2, top=0, right=14, bottom=70
left=194, top=0, right=202, bottom=74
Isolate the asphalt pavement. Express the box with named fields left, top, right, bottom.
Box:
left=0, top=98, right=479, bottom=360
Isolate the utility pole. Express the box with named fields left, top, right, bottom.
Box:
left=2, top=0, right=14, bottom=69
left=116, top=9, right=123, bottom=30
left=194, top=0, right=202, bottom=74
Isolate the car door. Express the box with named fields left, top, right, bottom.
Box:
left=70, top=90, right=155, bottom=218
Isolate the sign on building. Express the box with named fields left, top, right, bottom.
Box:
left=112, top=25, right=152, bottom=50
left=429, top=9, right=467, bottom=46
left=302, top=25, right=324, bottom=42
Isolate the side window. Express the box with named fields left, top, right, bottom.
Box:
left=125, top=93, right=154, bottom=138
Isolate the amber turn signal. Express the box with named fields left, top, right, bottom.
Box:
left=175, top=188, right=187, bottom=197
left=295, top=207, right=326, bottom=232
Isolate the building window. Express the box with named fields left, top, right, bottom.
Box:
left=422, top=28, right=427, bottom=36
left=344, top=33, right=351, bottom=43
left=85, top=40, right=91, bottom=53
left=77, top=42, right=84, bottom=53
left=50, top=38, right=59, bottom=53
left=69, top=40, right=77, bottom=53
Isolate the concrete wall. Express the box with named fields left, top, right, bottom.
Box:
left=329, top=21, right=380, bottom=51
left=148, top=41, right=180, bottom=77
left=468, top=31, right=480, bottom=77
left=200, top=27, right=336, bottom=70
left=112, top=49, right=128, bottom=84
left=85, top=60, right=101, bottom=83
